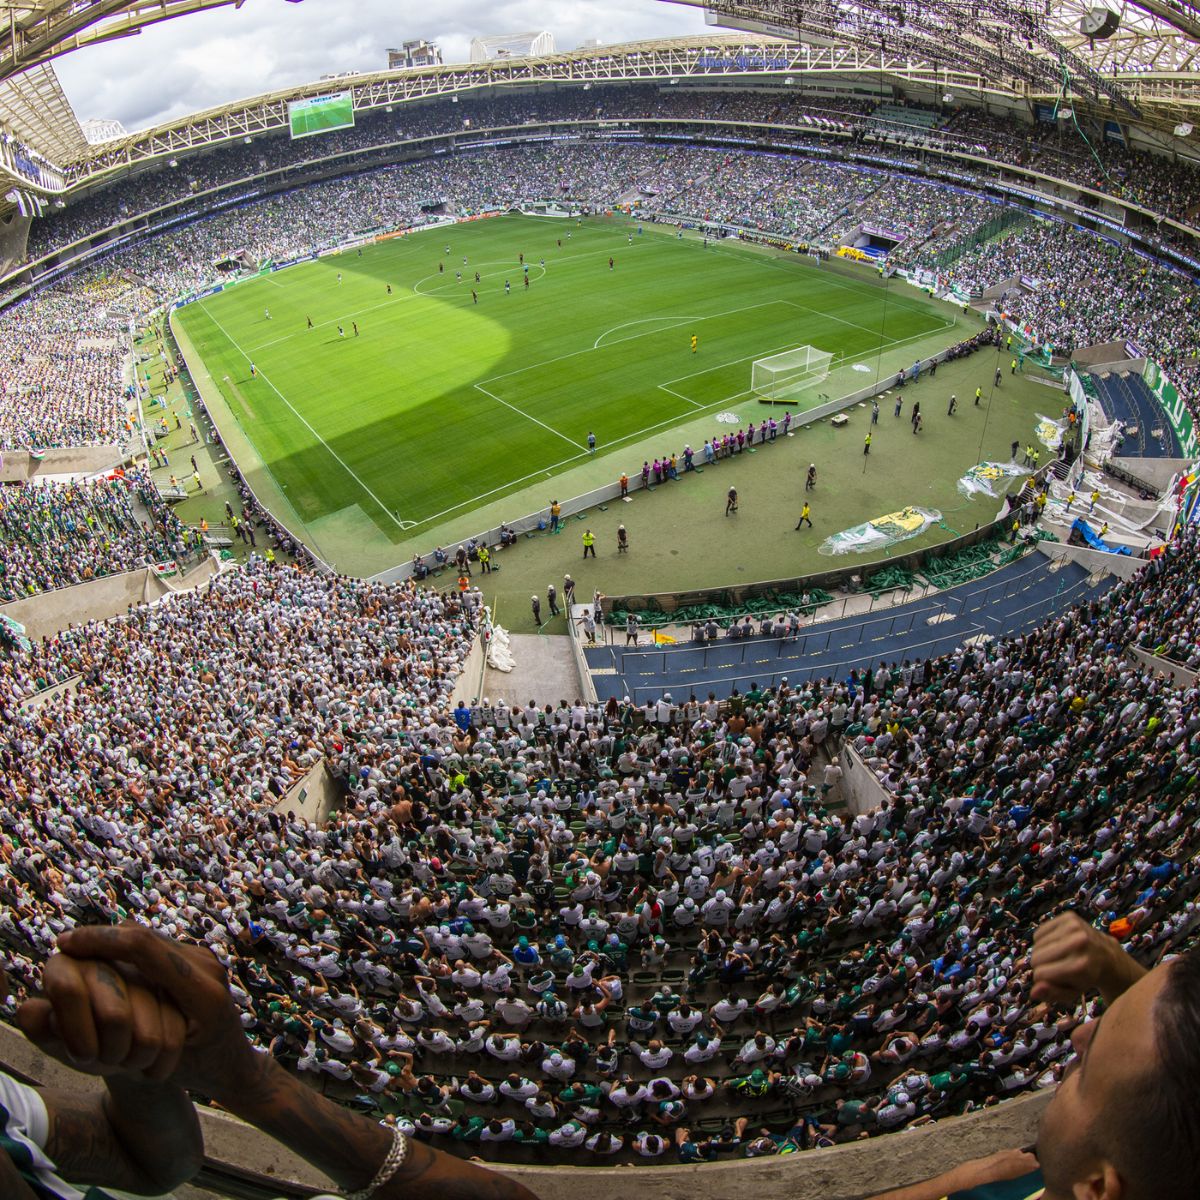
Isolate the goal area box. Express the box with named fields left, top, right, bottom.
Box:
left=752, top=345, right=833, bottom=404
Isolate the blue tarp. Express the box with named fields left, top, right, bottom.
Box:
left=1071, top=518, right=1133, bottom=555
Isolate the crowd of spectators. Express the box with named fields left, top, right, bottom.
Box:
left=6, top=133, right=1200, bottom=457
left=0, top=279, right=139, bottom=449
left=23, top=86, right=1200, bottom=273
left=0, top=521, right=1193, bottom=1164
left=934, top=219, right=1200, bottom=401
left=0, top=466, right=192, bottom=600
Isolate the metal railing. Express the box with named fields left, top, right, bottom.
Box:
left=615, top=569, right=1104, bottom=703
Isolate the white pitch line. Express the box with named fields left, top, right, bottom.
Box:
left=703, top=236, right=949, bottom=320
left=400, top=385, right=760, bottom=532
left=246, top=292, right=411, bottom=353
left=477, top=299, right=794, bottom=389
left=594, top=316, right=699, bottom=351
left=196, top=301, right=409, bottom=533
left=473, top=382, right=586, bottom=452
left=657, top=384, right=709, bottom=411
left=410, top=243, right=627, bottom=298
left=402, top=446, right=593, bottom=528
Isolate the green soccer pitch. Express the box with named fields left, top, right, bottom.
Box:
left=172, top=214, right=966, bottom=569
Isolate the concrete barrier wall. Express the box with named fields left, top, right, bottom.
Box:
left=839, top=742, right=892, bottom=817
left=451, top=632, right=487, bottom=706
left=18, top=674, right=81, bottom=712
left=0, top=1017, right=1051, bottom=1200
left=1127, top=645, right=1199, bottom=687
left=276, top=759, right=341, bottom=824
left=0, top=557, right=219, bottom=642
left=1034, top=540, right=1146, bottom=581
left=0, top=445, right=124, bottom=482
left=1074, top=343, right=1133, bottom=367
left=372, top=342, right=973, bottom=587
left=1108, top=455, right=1191, bottom=498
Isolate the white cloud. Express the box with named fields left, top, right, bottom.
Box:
left=54, top=0, right=711, bottom=132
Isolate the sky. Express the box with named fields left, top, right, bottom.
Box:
left=54, top=0, right=712, bottom=133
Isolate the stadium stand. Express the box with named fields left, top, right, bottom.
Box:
left=586, top=552, right=1117, bottom=702
left=1091, top=370, right=1182, bottom=459
left=1, top=62, right=1200, bottom=1198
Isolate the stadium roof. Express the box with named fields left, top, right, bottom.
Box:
left=665, top=1, right=1200, bottom=122
left=0, top=2, right=1198, bottom=183
left=0, top=1, right=244, bottom=82
left=0, top=61, right=87, bottom=163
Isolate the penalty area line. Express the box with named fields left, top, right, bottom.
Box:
left=197, top=300, right=409, bottom=534
left=473, top=383, right=586, bottom=453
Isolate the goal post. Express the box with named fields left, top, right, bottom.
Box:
left=751, top=344, right=833, bottom=402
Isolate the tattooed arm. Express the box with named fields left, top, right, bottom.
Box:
left=50, top=924, right=538, bottom=1200
left=39, top=1080, right=203, bottom=1196
left=15, top=954, right=204, bottom=1195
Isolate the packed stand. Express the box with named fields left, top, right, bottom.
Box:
left=23, top=88, right=1200, bottom=271
left=0, top=467, right=193, bottom=599
left=0, top=520, right=1193, bottom=1164
left=937, top=219, right=1200, bottom=402
left=0, top=281, right=137, bottom=449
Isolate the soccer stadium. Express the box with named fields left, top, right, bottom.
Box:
left=0, top=1, right=1198, bottom=1198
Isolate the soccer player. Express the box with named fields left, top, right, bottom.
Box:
left=524, top=275, right=529, bottom=289
left=472, top=290, right=478, bottom=304
left=806, top=464, right=817, bottom=491
left=475, top=272, right=480, bottom=283
left=438, top=262, right=444, bottom=274
left=353, top=323, right=359, bottom=337
left=609, top=257, right=614, bottom=270
left=306, top=315, right=313, bottom=328
left=456, top=271, right=462, bottom=282
left=587, top=431, right=596, bottom=455
left=337, top=272, right=342, bottom=283
left=505, top=281, right=511, bottom=295
left=337, top=325, right=345, bottom=338
left=249, top=362, right=256, bottom=378
left=264, top=309, right=271, bottom=321
left=386, top=284, right=392, bottom=294
left=691, top=335, right=698, bottom=354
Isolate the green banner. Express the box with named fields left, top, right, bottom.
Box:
left=1143, top=359, right=1199, bottom=458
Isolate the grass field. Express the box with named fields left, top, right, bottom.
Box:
left=173, top=214, right=963, bottom=566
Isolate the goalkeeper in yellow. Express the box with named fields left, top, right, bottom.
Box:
left=691, top=334, right=698, bottom=354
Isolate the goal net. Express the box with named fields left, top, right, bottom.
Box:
left=752, top=345, right=833, bottom=401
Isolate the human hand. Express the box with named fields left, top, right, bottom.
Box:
left=17, top=953, right=187, bottom=1081
left=1030, top=912, right=1147, bottom=1006
left=40, top=922, right=260, bottom=1101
